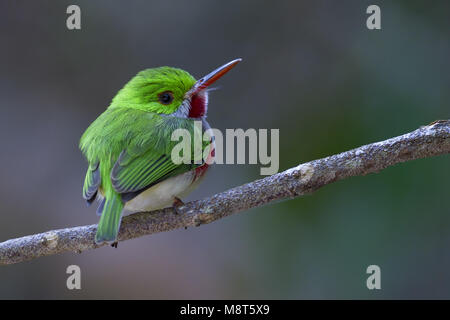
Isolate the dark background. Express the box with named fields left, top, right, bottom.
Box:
left=0, top=0, right=449, bottom=299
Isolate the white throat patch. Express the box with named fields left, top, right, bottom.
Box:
left=169, top=99, right=191, bottom=118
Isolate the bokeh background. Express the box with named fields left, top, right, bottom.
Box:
left=0, top=0, right=449, bottom=299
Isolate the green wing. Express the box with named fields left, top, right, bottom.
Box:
left=82, top=161, right=100, bottom=205
left=110, top=116, right=211, bottom=198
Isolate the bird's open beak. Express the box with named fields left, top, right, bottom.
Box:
left=189, top=58, right=242, bottom=97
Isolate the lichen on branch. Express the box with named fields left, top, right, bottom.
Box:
left=0, top=120, right=449, bottom=265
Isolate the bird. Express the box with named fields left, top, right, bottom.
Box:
left=79, top=59, right=241, bottom=245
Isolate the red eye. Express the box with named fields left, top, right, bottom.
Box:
left=158, top=91, right=174, bottom=105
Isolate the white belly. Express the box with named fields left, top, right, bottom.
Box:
left=124, top=170, right=198, bottom=212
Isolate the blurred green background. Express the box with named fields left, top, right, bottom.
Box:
left=0, top=0, right=449, bottom=299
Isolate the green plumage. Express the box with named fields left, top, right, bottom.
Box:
left=79, top=67, right=210, bottom=243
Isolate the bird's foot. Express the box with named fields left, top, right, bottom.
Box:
left=111, top=241, right=118, bottom=248
left=172, top=197, right=185, bottom=215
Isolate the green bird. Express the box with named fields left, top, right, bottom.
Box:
left=79, top=59, right=241, bottom=244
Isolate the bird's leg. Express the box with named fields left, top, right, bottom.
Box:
left=172, top=197, right=185, bottom=215
left=111, top=241, right=118, bottom=248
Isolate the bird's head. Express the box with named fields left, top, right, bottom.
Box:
left=110, top=59, right=241, bottom=118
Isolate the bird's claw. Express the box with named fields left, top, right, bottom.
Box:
left=172, top=197, right=185, bottom=215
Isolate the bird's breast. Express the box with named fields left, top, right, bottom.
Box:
left=123, top=170, right=198, bottom=213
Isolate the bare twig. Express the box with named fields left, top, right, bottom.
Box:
left=1, top=120, right=449, bottom=265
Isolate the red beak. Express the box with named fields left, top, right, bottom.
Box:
left=190, top=58, right=242, bottom=96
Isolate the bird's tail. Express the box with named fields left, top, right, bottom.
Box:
left=95, top=192, right=124, bottom=244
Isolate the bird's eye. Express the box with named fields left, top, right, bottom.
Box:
left=158, top=91, right=174, bottom=105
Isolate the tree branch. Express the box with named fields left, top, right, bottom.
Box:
left=1, top=120, right=449, bottom=265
